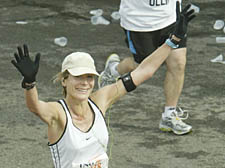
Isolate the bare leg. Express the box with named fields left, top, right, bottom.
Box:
left=117, top=57, right=138, bottom=75
left=164, top=48, right=187, bottom=106
left=160, top=48, right=192, bottom=135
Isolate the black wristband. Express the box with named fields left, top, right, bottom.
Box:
left=21, top=79, right=36, bottom=90
left=119, top=72, right=136, bottom=92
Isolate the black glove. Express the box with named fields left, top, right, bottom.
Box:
left=11, top=44, right=40, bottom=85
left=172, top=1, right=196, bottom=40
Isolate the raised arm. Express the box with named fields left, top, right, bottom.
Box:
left=132, top=2, right=196, bottom=86
left=11, top=45, right=59, bottom=125
left=93, top=2, right=196, bottom=113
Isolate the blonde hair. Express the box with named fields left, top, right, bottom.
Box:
left=52, top=70, right=69, bottom=97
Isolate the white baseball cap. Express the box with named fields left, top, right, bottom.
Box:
left=61, top=52, right=99, bottom=76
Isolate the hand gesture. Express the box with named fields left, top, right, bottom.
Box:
left=173, top=1, right=196, bottom=40
left=11, top=44, right=40, bottom=84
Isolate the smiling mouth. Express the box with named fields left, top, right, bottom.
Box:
left=76, top=88, right=89, bottom=93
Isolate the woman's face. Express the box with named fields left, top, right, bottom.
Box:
left=64, top=74, right=95, bottom=101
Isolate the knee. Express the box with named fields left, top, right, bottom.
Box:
left=175, top=60, right=186, bottom=72
left=127, top=57, right=138, bottom=72
left=167, top=58, right=186, bottom=74
left=130, top=60, right=138, bottom=71
left=117, top=57, right=138, bottom=74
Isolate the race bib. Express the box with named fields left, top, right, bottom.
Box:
left=72, top=153, right=108, bottom=168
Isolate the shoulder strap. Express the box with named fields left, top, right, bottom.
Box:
left=58, top=99, right=72, bottom=122
left=88, top=98, right=104, bottom=116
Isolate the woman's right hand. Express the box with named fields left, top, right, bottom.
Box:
left=11, top=44, right=40, bottom=84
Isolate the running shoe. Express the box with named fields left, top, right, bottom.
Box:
left=159, top=108, right=192, bottom=135
left=98, top=53, right=120, bottom=88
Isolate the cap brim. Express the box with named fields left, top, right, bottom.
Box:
left=67, top=68, right=99, bottom=76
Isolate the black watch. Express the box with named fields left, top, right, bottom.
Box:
left=170, top=38, right=180, bottom=46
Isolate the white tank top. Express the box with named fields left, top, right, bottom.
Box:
left=48, top=99, right=109, bottom=168
left=119, top=0, right=182, bottom=31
